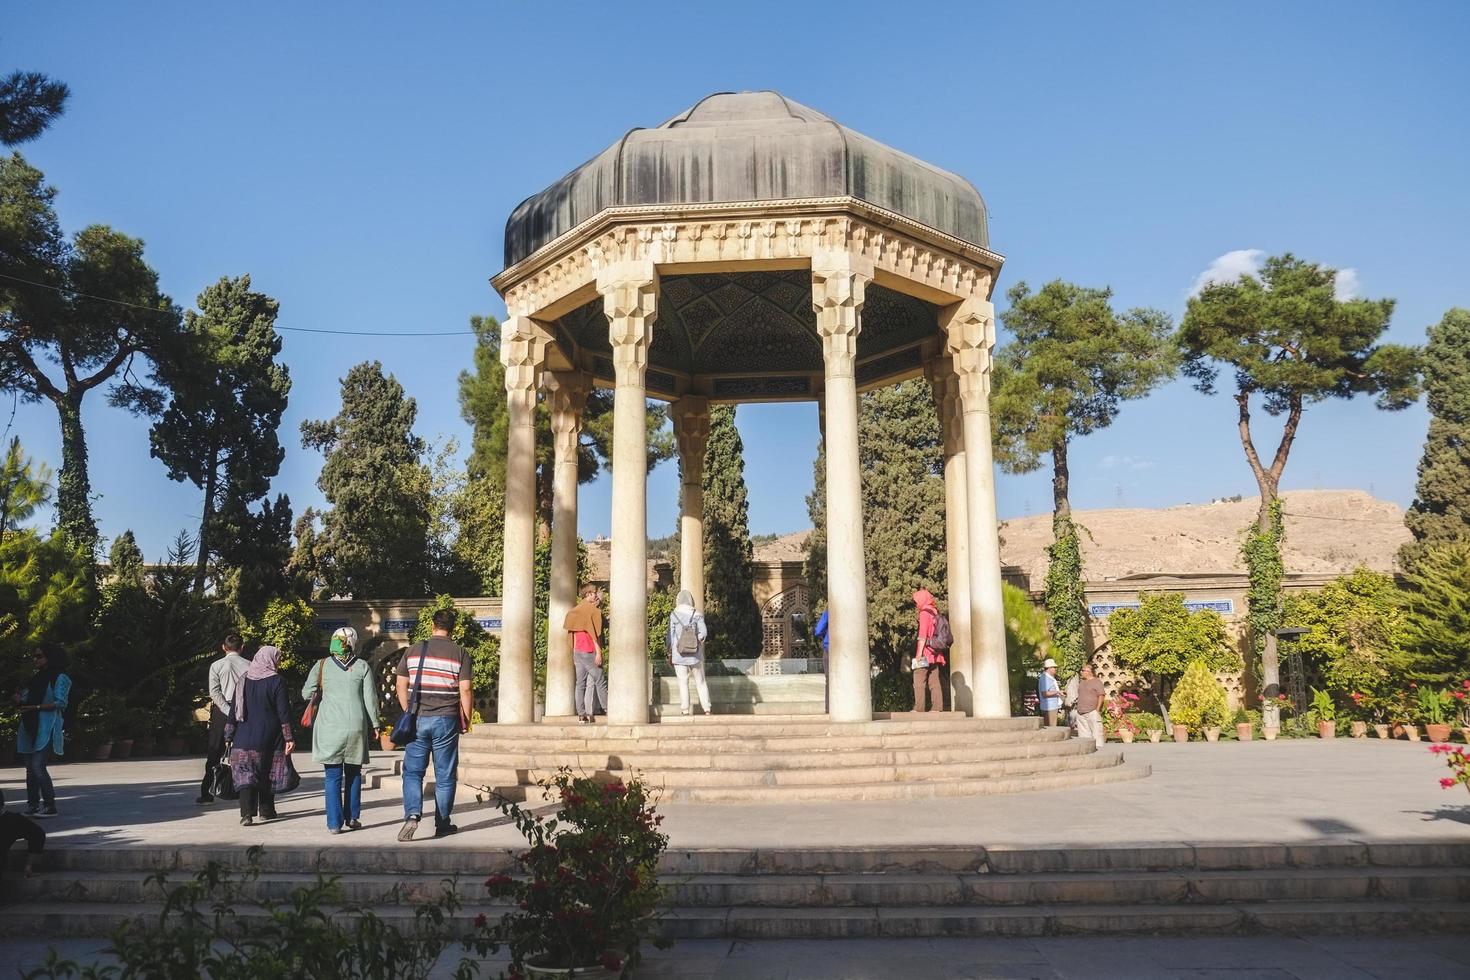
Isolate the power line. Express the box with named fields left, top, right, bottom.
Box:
left=0, top=270, right=477, bottom=337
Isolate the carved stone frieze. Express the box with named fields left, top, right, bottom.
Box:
left=811, top=251, right=873, bottom=380
left=940, top=299, right=997, bottom=407
left=500, top=315, right=550, bottom=411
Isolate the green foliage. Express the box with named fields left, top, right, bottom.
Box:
left=408, top=595, right=497, bottom=702
left=448, top=476, right=506, bottom=595
left=0, top=153, right=182, bottom=555
left=1242, top=497, right=1285, bottom=656
left=701, top=405, right=760, bottom=659
left=1282, top=568, right=1410, bottom=715
left=1414, top=686, right=1451, bottom=726
left=1168, top=660, right=1231, bottom=733
left=647, top=586, right=677, bottom=662
left=0, top=69, right=69, bottom=146
left=1044, top=516, right=1088, bottom=676
left=1404, top=309, right=1470, bottom=568
left=1004, top=582, right=1052, bottom=712
left=0, top=436, right=50, bottom=539
left=147, top=275, right=291, bottom=594
left=1129, top=711, right=1166, bottom=734
left=1109, top=592, right=1241, bottom=724
left=106, top=530, right=144, bottom=586
left=0, top=527, right=89, bottom=701
left=214, top=493, right=295, bottom=621
left=1398, top=544, right=1470, bottom=683
left=299, top=361, right=431, bottom=598
left=870, top=668, right=912, bottom=712
left=242, top=596, right=319, bottom=672
left=22, top=847, right=481, bottom=980
left=1310, top=686, right=1337, bottom=723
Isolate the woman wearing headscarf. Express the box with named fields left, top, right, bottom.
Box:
left=666, top=590, right=711, bottom=716
left=302, top=627, right=379, bottom=834
left=226, top=646, right=294, bottom=826
left=911, top=589, right=944, bottom=713
left=14, top=643, right=70, bottom=817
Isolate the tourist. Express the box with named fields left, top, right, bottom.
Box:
left=814, top=609, right=830, bottom=712
left=303, top=627, right=379, bottom=834
left=0, top=789, right=45, bottom=879
left=197, top=633, right=250, bottom=805
left=1073, top=663, right=1107, bottom=748
left=1038, top=658, right=1063, bottom=727
left=14, top=643, right=70, bottom=817
left=563, top=584, right=606, bottom=725
left=667, top=589, right=711, bottom=716
left=396, top=608, right=472, bottom=841
left=227, top=646, right=295, bottom=826
left=911, top=589, right=945, bottom=712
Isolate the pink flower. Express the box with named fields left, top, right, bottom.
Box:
left=474, top=913, right=488, bottom=929
left=1443, top=778, right=1457, bottom=789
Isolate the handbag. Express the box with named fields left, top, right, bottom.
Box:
left=211, top=748, right=239, bottom=800
left=390, top=642, right=428, bottom=747
left=299, top=660, right=326, bottom=728
left=270, top=750, right=301, bottom=794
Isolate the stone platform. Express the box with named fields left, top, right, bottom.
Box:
left=459, top=713, right=1148, bottom=803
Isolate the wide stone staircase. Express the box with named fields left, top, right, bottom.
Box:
left=5, top=842, right=1469, bottom=937
left=458, top=713, right=1148, bottom=803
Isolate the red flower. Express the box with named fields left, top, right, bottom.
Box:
left=604, top=781, right=627, bottom=797
left=1454, top=691, right=1466, bottom=700
left=1443, top=778, right=1457, bottom=789
left=474, top=912, right=488, bottom=929
left=599, top=952, right=624, bottom=972
left=485, top=874, right=513, bottom=888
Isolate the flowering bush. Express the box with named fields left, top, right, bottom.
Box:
left=1430, top=744, right=1470, bottom=795
left=1453, top=679, right=1470, bottom=727
left=479, top=769, right=670, bottom=977
left=1102, top=691, right=1142, bottom=735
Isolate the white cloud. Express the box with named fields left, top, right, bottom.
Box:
left=1189, top=249, right=1265, bottom=297
left=1334, top=268, right=1361, bottom=301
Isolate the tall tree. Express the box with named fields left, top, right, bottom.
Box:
left=300, top=362, right=430, bottom=598
left=458, top=314, right=675, bottom=530
left=992, top=280, right=1175, bottom=675
left=214, top=492, right=294, bottom=619
left=0, top=69, right=68, bottom=146
left=107, top=529, right=145, bottom=586
left=1179, top=253, right=1419, bottom=716
left=0, top=155, right=180, bottom=556
left=701, top=405, right=761, bottom=659
left=1402, top=308, right=1470, bottom=569
left=1398, top=544, right=1470, bottom=684
left=148, top=275, right=291, bottom=591
left=0, top=435, right=50, bottom=543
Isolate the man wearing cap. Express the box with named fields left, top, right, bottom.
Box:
left=1038, top=658, right=1063, bottom=728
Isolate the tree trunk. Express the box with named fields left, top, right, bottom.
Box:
left=55, top=393, right=97, bottom=557
left=1052, top=436, right=1071, bottom=521
left=194, top=451, right=218, bottom=593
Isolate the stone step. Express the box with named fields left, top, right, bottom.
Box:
left=469, top=715, right=1043, bottom=740
left=458, top=728, right=1068, bottom=756
left=15, top=866, right=1469, bottom=908
left=461, top=749, right=1125, bottom=790
left=457, top=736, right=1098, bottom=773
left=5, top=899, right=1467, bottom=939
left=652, top=701, right=827, bottom=716
left=472, top=760, right=1150, bottom=803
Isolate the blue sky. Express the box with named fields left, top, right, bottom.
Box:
left=6, top=1, right=1468, bottom=559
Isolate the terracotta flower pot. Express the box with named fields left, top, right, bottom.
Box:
left=111, top=738, right=134, bottom=760
left=1349, top=721, right=1368, bottom=739
left=93, top=740, right=114, bottom=761
left=1236, top=722, right=1253, bottom=742
left=1262, top=726, right=1279, bottom=741
left=1372, top=724, right=1390, bottom=739
left=1403, top=725, right=1421, bottom=742
left=1318, top=721, right=1336, bottom=739
left=379, top=734, right=397, bottom=751
left=1425, top=723, right=1453, bottom=744
left=1119, top=729, right=1134, bottom=744
left=1204, top=726, right=1221, bottom=743
left=524, top=953, right=623, bottom=979
left=1171, top=724, right=1189, bottom=743
left=1147, top=730, right=1162, bottom=743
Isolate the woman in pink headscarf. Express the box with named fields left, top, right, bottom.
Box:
left=911, top=589, right=945, bottom=712
left=225, top=646, right=295, bottom=826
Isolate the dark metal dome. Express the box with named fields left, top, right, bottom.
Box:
left=503, top=91, right=988, bottom=267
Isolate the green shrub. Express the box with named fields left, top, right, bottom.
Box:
left=1311, top=686, right=1337, bottom=723
left=1128, top=710, right=1165, bottom=733
left=1168, top=660, right=1230, bottom=734
left=871, top=668, right=912, bottom=712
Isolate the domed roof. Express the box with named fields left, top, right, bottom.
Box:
left=503, top=91, right=988, bottom=267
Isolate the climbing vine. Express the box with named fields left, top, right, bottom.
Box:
left=1045, top=514, right=1089, bottom=677
left=1241, top=497, right=1285, bottom=656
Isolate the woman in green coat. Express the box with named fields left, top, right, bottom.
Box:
left=302, top=628, right=379, bottom=833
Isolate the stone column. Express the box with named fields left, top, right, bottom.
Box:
left=942, top=299, right=1009, bottom=718
left=543, top=370, right=590, bottom=720
left=497, top=314, right=548, bottom=724
left=672, top=396, right=710, bottom=609
left=927, top=357, right=974, bottom=716
left=812, top=250, right=874, bottom=724
left=598, top=261, right=658, bottom=725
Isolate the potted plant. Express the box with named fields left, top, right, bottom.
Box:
left=478, top=768, right=670, bottom=978
left=1130, top=712, right=1164, bottom=743
left=1168, top=660, right=1229, bottom=745
left=1311, top=687, right=1337, bottom=738
left=1257, top=692, right=1290, bottom=740
left=378, top=724, right=397, bottom=752
left=1419, top=686, right=1454, bottom=744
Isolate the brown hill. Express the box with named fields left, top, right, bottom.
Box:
left=998, top=489, right=1409, bottom=584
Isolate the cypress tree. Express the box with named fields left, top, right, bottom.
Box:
left=1402, top=308, right=1470, bottom=569
left=701, top=405, right=761, bottom=658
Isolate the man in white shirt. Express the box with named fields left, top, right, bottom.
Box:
left=196, top=633, right=251, bottom=804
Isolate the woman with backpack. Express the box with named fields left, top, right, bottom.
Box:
left=666, top=590, right=711, bottom=716
left=911, top=589, right=947, bottom=712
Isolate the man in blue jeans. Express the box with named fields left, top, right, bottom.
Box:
left=395, top=609, right=473, bottom=841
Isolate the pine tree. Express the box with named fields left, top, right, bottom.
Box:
left=0, top=69, right=68, bottom=146
left=300, top=362, right=431, bottom=598
left=107, top=530, right=145, bottom=586
left=1402, top=308, right=1470, bottom=569
left=148, top=275, right=291, bottom=592
left=1398, top=543, right=1470, bottom=683
left=0, top=435, right=49, bottom=543
left=992, top=280, right=1175, bottom=676
left=701, top=405, right=761, bottom=658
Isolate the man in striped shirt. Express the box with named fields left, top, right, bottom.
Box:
left=395, top=608, right=472, bottom=841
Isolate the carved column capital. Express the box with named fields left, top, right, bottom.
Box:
left=598, top=260, right=659, bottom=383
left=501, top=315, right=551, bottom=412
left=544, top=370, right=591, bottom=457
left=811, top=250, right=874, bottom=379
left=925, top=356, right=965, bottom=457
left=940, top=299, right=996, bottom=407
left=671, top=396, right=711, bottom=485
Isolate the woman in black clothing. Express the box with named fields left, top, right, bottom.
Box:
left=225, top=646, right=295, bottom=825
